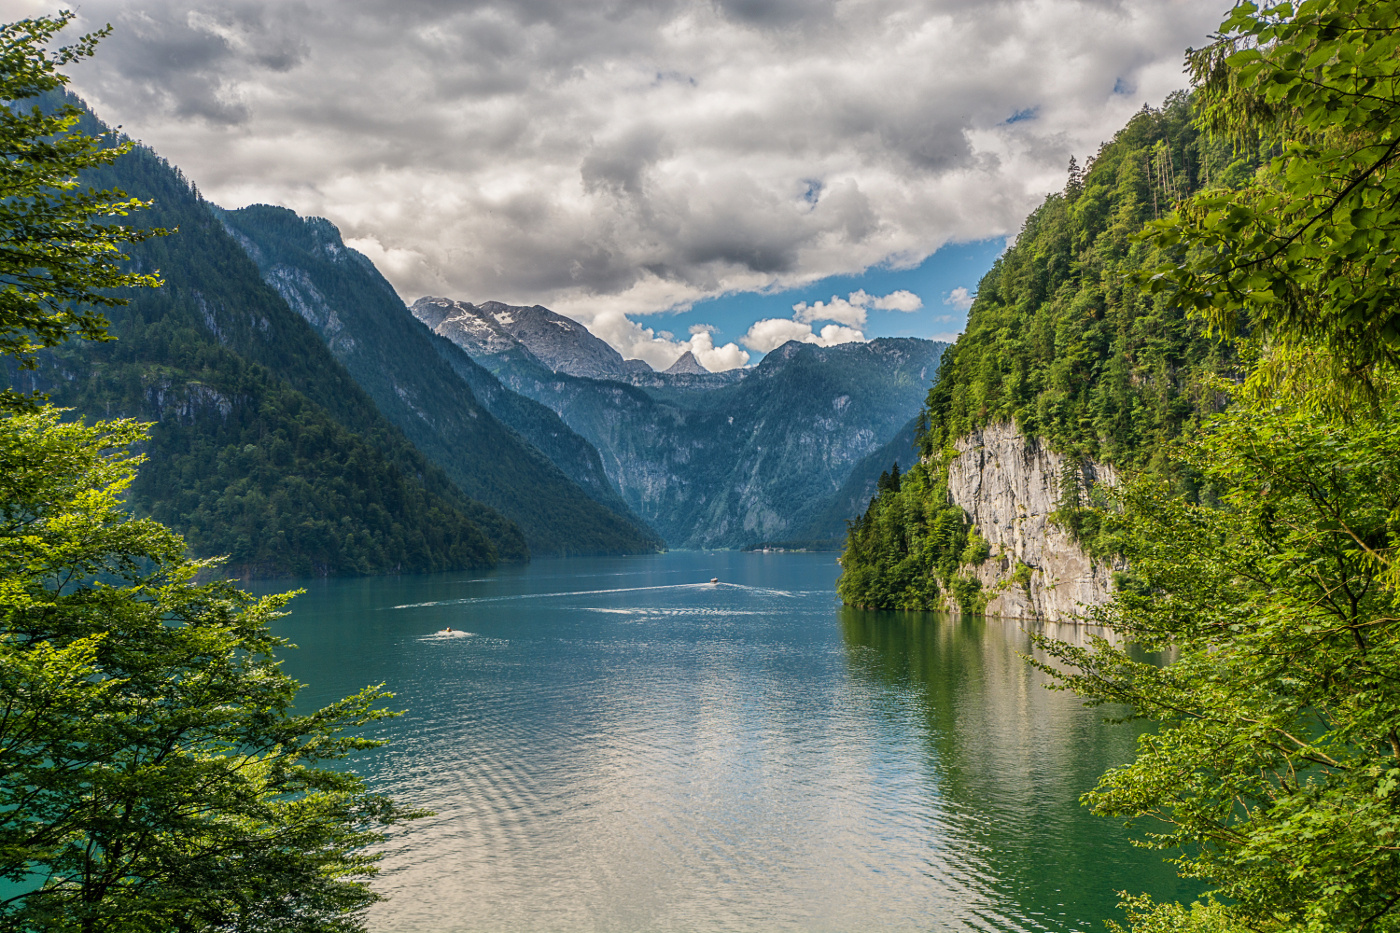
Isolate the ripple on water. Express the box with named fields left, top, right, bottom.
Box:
left=267, top=553, right=1190, bottom=933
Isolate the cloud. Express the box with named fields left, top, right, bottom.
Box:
left=790, top=288, right=922, bottom=327
left=740, top=283, right=934, bottom=351
left=792, top=294, right=867, bottom=327
left=584, top=310, right=750, bottom=371
left=741, top=317, right=864, bottom=353
left=872, top=289, right=922, bottom=312
left=943, top=286, right=975, bottom=311
left=51, top=0, right=1222, bottom=328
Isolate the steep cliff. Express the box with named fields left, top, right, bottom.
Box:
left=947, top=423, right=1116, bottom=621
left=838, top=95, right=1243, bottom=618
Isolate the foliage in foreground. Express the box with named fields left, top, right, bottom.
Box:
left=0, top=15, right=161, bottom=404
left=1, top=14, right=419, bottom=930
left=0, top=410, right=420, bottom=931
left=1038, top=401, right=1400, bottom=932
left=848, top=1, right=1400, bottom=929
left=1042, top=1, right=1400, bottom=930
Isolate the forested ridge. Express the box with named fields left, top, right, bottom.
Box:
left=220, top=203, right=663, bottom=557
left=12, top=97, right=525, bottom=576
left=842, top=1, right=1400, bottom=928
left=839, top=93, right=1251, bottom=610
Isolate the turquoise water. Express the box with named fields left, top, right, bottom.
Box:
left=266, top=551, right=1189, bottom=932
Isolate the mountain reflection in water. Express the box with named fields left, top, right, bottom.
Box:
left=263, top=552, right=1190, bottom=932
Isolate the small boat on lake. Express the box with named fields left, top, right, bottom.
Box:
left=710, top=577, right=719, bottom=584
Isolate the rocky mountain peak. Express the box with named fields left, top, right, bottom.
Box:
left=662, top=350, right=708, bottom=375
left=474, top=301, right=627, bottom=380
left=412, top=298, right=632, bottom=381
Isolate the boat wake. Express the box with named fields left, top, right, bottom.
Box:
left=392, top=581, right=797, bottom=610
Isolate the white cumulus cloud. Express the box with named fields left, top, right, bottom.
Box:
left=790, top=288, right=923, bottom=327
left=748, top=286, right=925, bottom=352
left=585, top=310, right=750, bottom=371
left=792, top=295, right=868, bottom=327
left=943, top=286, right=975, bottom=311
left=872, top=289, right=922, bottom=312
left=741, top=318, right=865, bottom=353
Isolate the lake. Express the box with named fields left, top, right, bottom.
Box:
left=266, top=551, right=1190, bottom=932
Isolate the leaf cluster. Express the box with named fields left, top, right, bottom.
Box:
left=0, top=14, right=164, bottom=393
left=0, top=410, right=424, bottom=931
left=1036, top=401, right=1400, bottom=931
left=0, top=18, right=426, bottom=931
left=1142, top=0, right=1400, bottom=401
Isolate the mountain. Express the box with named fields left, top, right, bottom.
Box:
left=218, top=205, right=662, bottom=557
left=663, top=351, right=708, bottom=375
left=16, top=97, right=523, bottom=576
left=776, top=413, right=924, bottom=548
left=838, top=94, right=1244, bottom=618
left=413, top=297, right=947, bottom=549
left=416, top=298, right=745, bottom=391
left=415, top=299, right=634, bottom=381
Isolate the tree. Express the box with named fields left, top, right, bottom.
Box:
left=1140, top=0, right=1400, bottom=403
left=0, top=15, right=419, bottom=930
left=1040, top=2, right=1400, bottom=930
left=1039, top=400, right=1400, bottom=932
left=0, top=410, right=418, bottom=932
left=0, top=13, right=162, bottom=402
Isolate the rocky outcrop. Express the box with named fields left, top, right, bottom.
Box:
left=663, top=350, right=708, bottom=375
left=414, top=297, right=633, bottom=381
left=947, top=422, right=1116, bottom=622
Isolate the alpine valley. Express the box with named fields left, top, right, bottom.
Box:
left=9, top=93, right=947, bottom=575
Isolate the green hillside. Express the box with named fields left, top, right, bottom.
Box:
left=839, top=94, right=1250, bottom=610
left=220, top=204, right=662, bottom=556
left=15, top=98, right=525, bottom=576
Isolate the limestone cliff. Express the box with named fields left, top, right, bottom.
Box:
left=947, top=422, right=1116, bottom=621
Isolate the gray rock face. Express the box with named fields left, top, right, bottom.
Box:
left=411, top=308, right=948, bottom=547
left=663, top=350, right=708, bottom=375
left=414, top=297, right=632, bottom=380
left=946, top=422, right=1116, bottom=621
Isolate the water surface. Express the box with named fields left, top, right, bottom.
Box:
left=268, top=551, right=1188, bottom=932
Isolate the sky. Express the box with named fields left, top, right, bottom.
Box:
left=5, top=0, right=1225, bottom=370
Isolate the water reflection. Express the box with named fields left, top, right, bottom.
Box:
left=840, top=609, right=1193, bottom=930
left=262, top=555, right=1190, bottom=932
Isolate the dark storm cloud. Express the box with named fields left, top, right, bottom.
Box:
left=35, top=0, right=1222, bottom=329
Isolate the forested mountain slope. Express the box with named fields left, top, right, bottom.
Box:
left=780, top=413, right=923, bottom=549
left=220, top=205, right=662, bottom=556
left=12, top=98, right=524, bottom=576
left=416, top=297, right=946, bottom=549
left=839, top=94, right=1246, bottom=613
